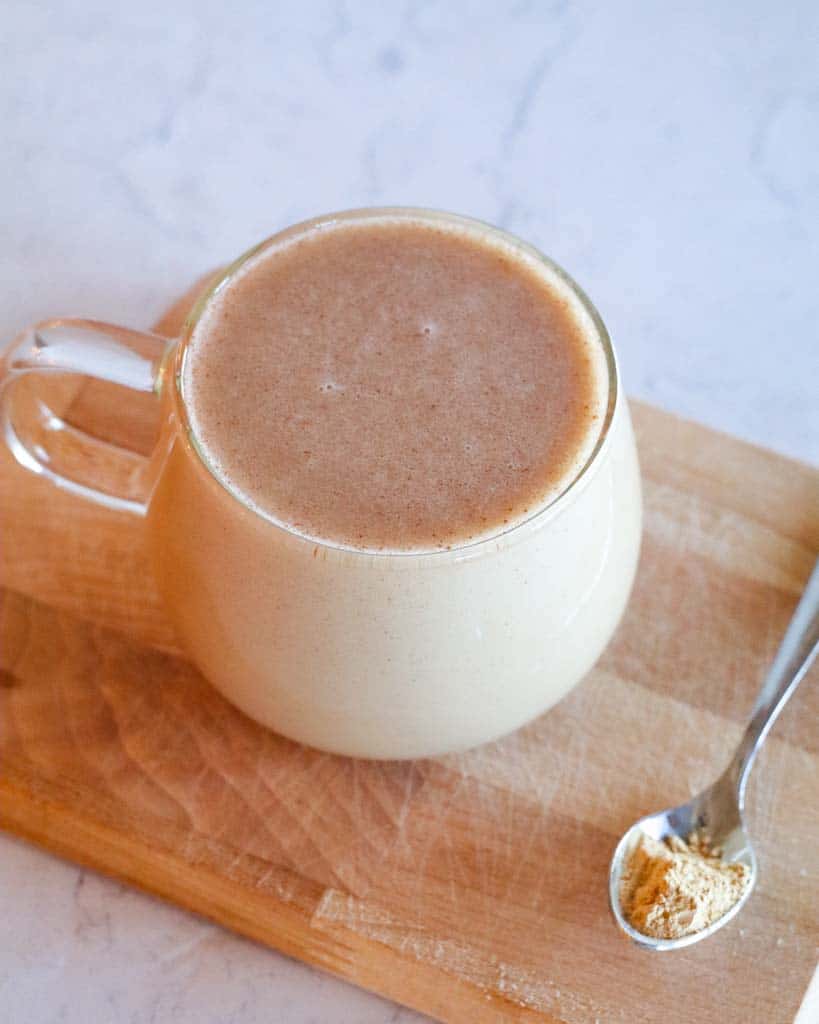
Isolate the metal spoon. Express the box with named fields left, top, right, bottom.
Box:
left=609, top=558, right=819, bottom=950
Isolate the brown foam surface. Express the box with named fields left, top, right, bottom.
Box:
left=184, top=216, right=604, bottom=550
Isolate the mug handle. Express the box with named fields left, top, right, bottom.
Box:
left=0, top=318, right=173, bottom=515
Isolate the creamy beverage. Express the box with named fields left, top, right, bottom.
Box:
left=182, top=216, right=608, bottom=552
left=141, top=210, right=642, bottom=758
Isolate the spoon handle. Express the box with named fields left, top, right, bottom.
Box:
left=731, top=558, right=819, bottom=809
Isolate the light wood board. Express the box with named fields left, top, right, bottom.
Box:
left=1, top=286, right=818, bottom=1023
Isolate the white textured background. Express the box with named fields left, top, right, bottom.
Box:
left=1, top=2, right=817, bottom=1022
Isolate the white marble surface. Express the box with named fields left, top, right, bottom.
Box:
left=1, top=2, right=817, bottom=1022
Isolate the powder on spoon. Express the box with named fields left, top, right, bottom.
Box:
left=620, top=830, right=750, bottom=940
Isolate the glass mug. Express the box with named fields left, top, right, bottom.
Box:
left=1, top=209, right=642, bottom=759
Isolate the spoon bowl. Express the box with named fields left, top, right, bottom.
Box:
left=608, top=772, right=758, bottom=950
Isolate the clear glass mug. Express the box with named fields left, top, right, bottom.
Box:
left=0, top=209, right=642, bottom=759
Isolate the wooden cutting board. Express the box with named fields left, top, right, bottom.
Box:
left=1, top=284, right=817, bottom=1024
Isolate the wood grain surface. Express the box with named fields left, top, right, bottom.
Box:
left=1, top=286, right=817, bottom=1024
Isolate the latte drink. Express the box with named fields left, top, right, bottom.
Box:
left=148, top=209, right=642, bottom=757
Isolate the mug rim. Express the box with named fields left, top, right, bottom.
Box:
left=169, top=206, right=620, bottom=559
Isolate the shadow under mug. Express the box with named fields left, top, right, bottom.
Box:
left=0, top=208, right=642, bottom=759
